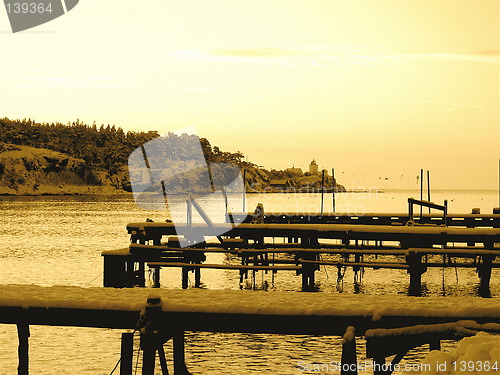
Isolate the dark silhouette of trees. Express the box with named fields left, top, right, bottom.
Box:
left=0, top=117, right=253, bottom=177
left=0, top=117, right=159, bottom=176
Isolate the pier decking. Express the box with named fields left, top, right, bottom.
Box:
left=101, top=213, right=500, bottom=295
left=2, top=285, right=500, bottom=333
left=229, top=211, right=500, bottom=227
left=1, top=285, right=500, bottom=374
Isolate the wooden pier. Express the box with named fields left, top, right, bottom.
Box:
left=102, top=209, right=500, bottom=296
left=1, top=285, right=500, bottom=374
left=228, top=211, right=500, bottom=227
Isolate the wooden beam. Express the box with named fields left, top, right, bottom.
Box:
left=147, top=262, right=301, bottom=271
left=300, top=259, right=409, bottom=270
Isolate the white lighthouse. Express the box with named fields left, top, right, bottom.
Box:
left=309, top=159, right=318, bottom=174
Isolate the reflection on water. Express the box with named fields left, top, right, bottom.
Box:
left=0, top=191, right=498, bottom=374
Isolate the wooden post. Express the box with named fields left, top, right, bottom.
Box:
left=301, top=267, right=309, bottom=291
left=125, top=260, right=135, bottom=287
left=186, top=199, right=192, bottom=234
left=103, top=255, right=127, bottom=288
left=478, top=255, right=493, bottom=298
left=152, top=266, right=161, bottom=288
left=243, top=168, right=246, bottom=212
left=222, top=186, right=229, bottom=219
left=409, top=269, right=422, bottom=296
left=157, top=346, right=169, bottom=375
left=443, top=200, right=448, bottom=227
left=429, top=339, right=441, bottom=351
left=173, top=331, right=192, bottom=375
left=427, top=170, right=431, bottom=214
left=194, top=267, right=201, bottom=288
left=138, top=261, right=146, bottom=287
left=120, top=332, right=134, bottom=375
left=300, top=250, right=317, bottom=291
left=310, top=265, right=316, bottom=289
left=373, top=357, right=387, bottom=375
left=138, top=297, right=168, bottom=375
left=332, top=168, right=336, bottom=213
left=240, top=256, right=249, bottom=286
left=341, top=326, right=357, bottom=375
left=420, top=169, right=423, bottom=218
left=182, top=267, right=189, bottom=289
left=408, top=198, right=414, bottom=224
left=320, top=169, right=325, bottom=215
left=17, top=323, right=29, bottom=375
left=407, top=252, right=426, bottom=296
left=140, top=333, right=157, bottom=375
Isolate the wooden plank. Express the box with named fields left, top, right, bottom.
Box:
left=303, top=260, right=499, bottom=269
left=129, top=244, right=236, bottom=253
left=2, top=304, right=499, bottom=338
left=237, top=248, right=408, bottom=255
left=408, top=198, right=446, bottom=211
left=424, top=262, right=500, bottom=268
left=0, top=305, right=391, bottom=336
left=127, top=222, right=500, bottom=240
left=227, top=212, right=500, bottom=227
left=300, top=259, right=410, bottom=270
left=230, top=212, right=500, bottom=219
left=147, top=262, right=301, bottom=271
left=408, top=248, right=500, bottom=256
left=1, top=286, right=500, bottom=336
left=125, top=245, right=499, bottom=257
left=365, top=321, right=500, bottom=358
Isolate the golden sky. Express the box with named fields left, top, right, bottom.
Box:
left=1, top=0, right=498, bottom=190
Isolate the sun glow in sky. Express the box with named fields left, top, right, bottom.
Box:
left=0, top=0, right=498, bottom=190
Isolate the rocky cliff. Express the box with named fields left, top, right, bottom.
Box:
left=0, top=143, right=128, bottom=195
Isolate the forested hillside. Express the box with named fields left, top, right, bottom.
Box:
left=0, top=118, right=256, bottom=171
left=0, top=117, right=268, bottom=194
left=0, top=117, right=343, bottom=195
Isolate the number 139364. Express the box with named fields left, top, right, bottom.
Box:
left=6, top=2, right=53, bottom=14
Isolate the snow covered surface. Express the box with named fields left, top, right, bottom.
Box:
left=100, top=247, right=131, bottom=256
left=129, top=222, right=500, bottom=236
left=414, top=332, right=500, bottom=375
left=0, top=285, right=499, bottom=319
left=365, top=321, right=500, bottom=338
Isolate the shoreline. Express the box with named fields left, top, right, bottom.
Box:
left=0, top=185, right=131, bottom=197
left=0, top=187, right=497, bottom=197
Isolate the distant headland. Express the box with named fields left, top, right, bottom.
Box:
left=0, top=117, right=345, bottom=196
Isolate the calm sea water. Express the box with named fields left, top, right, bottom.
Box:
left=0, top=190, right=498, bottom=374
